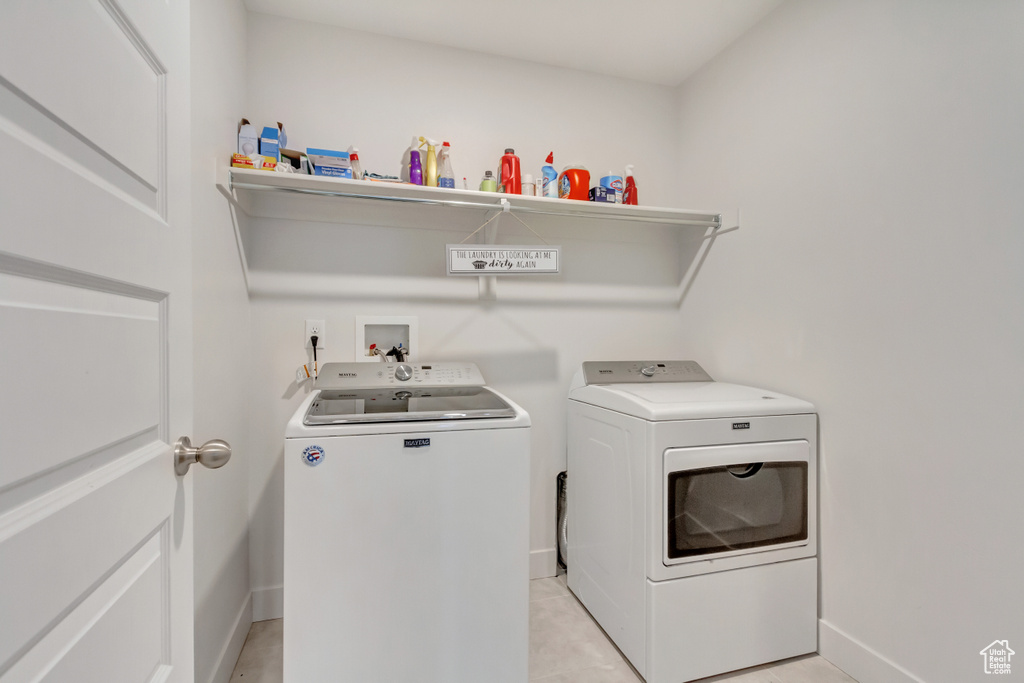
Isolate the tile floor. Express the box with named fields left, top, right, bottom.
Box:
left=230, top=576, right=857, bottom=682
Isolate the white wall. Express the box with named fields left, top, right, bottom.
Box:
left=190, top=1, right=252, bottom=682
left=673, top=2, right=1024, bottom=681
left=241, top=13, right=695, bottom=613
left=245, top=14, right=677, bottom=205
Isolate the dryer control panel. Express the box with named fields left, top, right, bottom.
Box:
left=316, top=362, right=486, bottom=389
left=582, top=360, right=713, bottom=385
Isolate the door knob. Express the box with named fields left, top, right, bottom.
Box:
left=174, top=436, right=232, bottom=476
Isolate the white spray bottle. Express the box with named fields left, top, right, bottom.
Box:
left=437, top=141, right=455, bottom=188
left=347, top=146, right=363, bottom=180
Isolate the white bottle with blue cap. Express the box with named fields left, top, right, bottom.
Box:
left=600, top=171, right=623, bottom=203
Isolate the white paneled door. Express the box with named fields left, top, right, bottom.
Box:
left=0, top=1, right=195, bottom=682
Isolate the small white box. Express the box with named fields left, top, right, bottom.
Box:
left=237, top=118, right=258, bottom=156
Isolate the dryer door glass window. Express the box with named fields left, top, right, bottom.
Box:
left=666, top=462, right=807, bottom=559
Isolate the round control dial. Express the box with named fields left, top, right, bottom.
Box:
left=640, top=365, right=658, bottom=377
left=394, top=364, right=413, bottom=381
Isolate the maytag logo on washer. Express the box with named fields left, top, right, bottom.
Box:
left=404, top=438, right=430, bottom=448
left=302, top=445, right=325, bottom=466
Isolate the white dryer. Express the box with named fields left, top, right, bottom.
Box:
left=284, top=362, right=530, bottom=682
left=567, top=361, right=817, bottom=683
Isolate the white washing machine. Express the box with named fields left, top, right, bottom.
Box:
left=567, top=361, right=817, bottom=683
left=284, top=362, right=530, bottom=683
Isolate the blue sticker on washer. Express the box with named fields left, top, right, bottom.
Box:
left=302, top=445, right=325, bottom=466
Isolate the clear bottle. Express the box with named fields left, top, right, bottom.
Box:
left=347, top=146, right=363, bottom=180
left=438, top=141, right=455, bottom=189
left=479, top=170, right=497, bottom=192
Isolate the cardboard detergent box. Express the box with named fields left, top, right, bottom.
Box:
left=231, top=153, right=276, bottom=171
left=259, top=122, right=287, bottom=161
left=306, top=148, right=352, bottom=178
left=237, top=119, right=258, bottom=156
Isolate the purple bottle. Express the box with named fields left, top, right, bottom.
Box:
left=410, top=149, right=423, bottom=185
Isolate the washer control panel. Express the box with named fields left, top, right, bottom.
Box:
left=316, top=362, right=486, bottom=389
left=582, top=360, right=713, bottom=385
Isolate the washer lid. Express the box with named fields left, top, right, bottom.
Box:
left=304, top=386, right=517, bottom=425
left=569, top=381, right=814, bottom=420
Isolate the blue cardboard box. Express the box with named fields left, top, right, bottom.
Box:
left=306, top=148, right=352, bottom=178
left=259, top=122, right=287, bottom=161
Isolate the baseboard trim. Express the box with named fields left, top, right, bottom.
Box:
left=530, top=548, right=558, bottom=579
left=205, top=593, right=253, bottom=683
left=252, top=584, right=284, bottom=622
left=819, top=619, right=924, bottom=683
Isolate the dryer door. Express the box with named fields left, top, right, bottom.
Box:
left=663, top=440, right=810, bottom=566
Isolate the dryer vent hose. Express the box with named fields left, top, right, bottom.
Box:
left=556, top=471, right=568, bottom=571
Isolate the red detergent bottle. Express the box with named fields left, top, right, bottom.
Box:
left=499, top=148, right=521, bottom=194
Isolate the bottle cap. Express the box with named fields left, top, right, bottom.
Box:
left=505, top=148, right=515, bottom=154
left=484, top=170, right=493, bottom=177
left=546, top=152, right=554, bottom=164
left=524, top=173, right=534, bottom=183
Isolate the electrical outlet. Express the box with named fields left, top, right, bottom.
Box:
left=305, top=319, right=325, bottom=349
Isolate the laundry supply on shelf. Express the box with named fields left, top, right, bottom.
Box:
left=541, top=152, right=558, bottom=198
left=438, top=142, right=455, bottom=188
left=306, top=148, right=352, bottom=177
left=259, top=122, right=287, bottom=162
left=480, top=170, right=497, bottom=192
left=347, top=146, right=363, bottom=180
left=522, top=173, right=536, bottom=196
left=558, top=165, right=589, bottom=200
left=401, top=136, right=421, bottom=184
left=419, top=137, right=439, bottom=187
left=600, top=172, right=623, bottom=203
left=237, top=118, right=258, bottom=156
left=623, top=164, right=638, bottom=205
left=498, top=148, right=521, bottom=194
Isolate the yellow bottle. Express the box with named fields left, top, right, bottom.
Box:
left=419, top=136, right=438, bottom=187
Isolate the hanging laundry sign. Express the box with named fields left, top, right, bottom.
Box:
left=446, top=245, right=560, bottom=275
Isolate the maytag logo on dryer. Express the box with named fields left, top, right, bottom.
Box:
left=302, top=445, right=325, bottom=466
left=404, top=438, right=431, bottom=448
left=732, top=422, right=751, bottom=430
